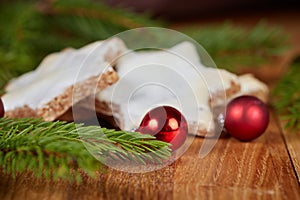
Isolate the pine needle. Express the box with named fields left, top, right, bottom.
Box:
left=272, top=56, right=300, bottom=129
left=0, top=118, right=171, bottom=182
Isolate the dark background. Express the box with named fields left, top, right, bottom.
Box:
left=104, top=0, right=300, bottom=20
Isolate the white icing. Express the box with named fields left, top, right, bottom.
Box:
left=239, top=74, right=268, bottom=94
left=3, top=37, right=126, bottom=111
left=203, top=68, right=239, bottom=95
left=97, top=41, right=228, bottom=133
left=230, top=74, right=269, bottom=102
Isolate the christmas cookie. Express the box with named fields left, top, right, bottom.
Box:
left=94, top=41, right=244, bottom=136
left=2, top=37, right=126, bottom=121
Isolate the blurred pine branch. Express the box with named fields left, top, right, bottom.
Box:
left=272, top=56, right=300, bottom=129
left=180, top=22, right=288, bottom=70
left=0, top=1, right=288, bottom=92
left=0, top=0, right=162, bottom=91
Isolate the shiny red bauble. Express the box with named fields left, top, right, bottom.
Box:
left=0, top=98, right=4, bottom=118
left=224, top=95, right=269, bottom=141
left=138, top=106, right=188, bottom=151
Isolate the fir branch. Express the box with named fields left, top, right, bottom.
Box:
left=0, top=118, right=171, bottom=181
left=44, top=0, right=161, bottom=29
left=0, top=0, right=161, bottom=91
left=180, top=21, right=288, bottom=70
left=272, top=56, right=300, bottom=128
left=0, top=2, right=46, bottom=91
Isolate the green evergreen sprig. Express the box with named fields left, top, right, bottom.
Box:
left=0, top=118, right=171, bottom=182
left=272, top=57, right=300, bottom=128
left=181, top=22, right=288, bottom=70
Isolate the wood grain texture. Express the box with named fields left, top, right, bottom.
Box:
left=0, top=112, right=299, bottom=200
left=280, top=121, right=300, bottom=184
left=0, top=165, right=175, bottom=200
left=174, top=112, right=300, bottom=199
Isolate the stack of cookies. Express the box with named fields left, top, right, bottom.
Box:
left=2, top=37, right=268, bottom=136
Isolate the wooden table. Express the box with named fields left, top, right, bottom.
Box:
left=0, top=110, right=299, bottom=199
left=1, top=9, right=300, bottom=200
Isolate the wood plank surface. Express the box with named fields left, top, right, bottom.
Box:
left=0, top=111, right=299, bottom=200
left=174, top=111, right=300, bottom=199
left=280, top=122, right=300, bottom=184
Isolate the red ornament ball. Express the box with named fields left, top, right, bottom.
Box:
left=224, top=95, right=269, bottom=141
left=0, top=98, right=4, bottom=118
left=138, top=106, right=188, bottom=151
